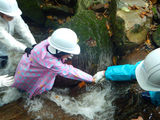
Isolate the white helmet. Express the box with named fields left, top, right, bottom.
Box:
left=48, top=28, right=80, bottom=55
left=0, top=0, right=22, bottom=16
left=136, top=48, right=160, bottom=91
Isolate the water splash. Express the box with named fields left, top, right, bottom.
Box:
left=18, top=81, right=115, bottom=119
left=0, top=87, right=22, bottom=107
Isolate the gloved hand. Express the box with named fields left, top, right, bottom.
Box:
left=0, top=75, right=14, bottom=87
left=24, top=47, right=32, bottom=57
left=93, top=71, right=105, bottom=83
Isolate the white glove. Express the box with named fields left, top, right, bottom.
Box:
left=0, top=74, right=14, bottom=87
left=93, top=71, right=105, bottom=83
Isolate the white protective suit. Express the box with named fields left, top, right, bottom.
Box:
left=0, top=15, right=36, bottom=53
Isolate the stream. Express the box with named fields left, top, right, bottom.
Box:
left=0, top=17, right=140, bottom=120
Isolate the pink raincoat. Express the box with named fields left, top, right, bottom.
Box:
left=11, top=39, right=93, bottom=98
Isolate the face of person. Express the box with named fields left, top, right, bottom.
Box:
left=61, top=54, right=71, bottom=59
left=2, top=14, right=14, bottom=21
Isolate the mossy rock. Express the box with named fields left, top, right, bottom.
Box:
left=60, top=10, right=113, bottom=74
left=53, top=10, right=113, bottom=88
left=153, top=25, right=160, bottom=47
left=17, top=0, right=45, bottom=24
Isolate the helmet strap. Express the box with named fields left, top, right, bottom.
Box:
left=0, top=13, right=3, bottom=18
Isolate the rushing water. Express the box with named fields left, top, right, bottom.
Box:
left=0, top=80, right=119, bottom=119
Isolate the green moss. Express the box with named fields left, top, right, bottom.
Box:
left=153, top=25, right=160, bottom=46
left=59, top=10, right=113, bottom=73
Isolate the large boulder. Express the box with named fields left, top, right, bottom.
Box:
left=113, top=0, right=153, bottom=55
left=54, top=10, right=114, bottom=88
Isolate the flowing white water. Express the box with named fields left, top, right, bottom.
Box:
left=44, top=82, right=115, bottom=119
left=0, top=80, right=117, bottom=119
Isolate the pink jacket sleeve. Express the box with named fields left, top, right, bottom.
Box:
left=52, top=61, right=93, bottom=83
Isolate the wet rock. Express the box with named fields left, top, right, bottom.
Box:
left=91, top=3, right=106, bottom=12
left=54, top=10, right=113, bottom=88
left=17, top=0, right=45, bottom=24
left=0, top=97, right=85, bottom=120
left=117, top=49, right=148, bottom=65
left=57, top=0, right=75, bottom=6
left=112, top=48, right=160, bottom=120
left=153, top=25, right=160, bottom=46
left=0, top=98, right=31, bottom=120
left=114, top=0, right=153, bottom=55
left=113, top=84, right=160, bottom=120
left=42, top=4, right=73, bottom=15
left=76, top=0, right=108, bottom=13
left=44, top=4, right=74, bottom=28
left=117, top=0, right=147, bottom=8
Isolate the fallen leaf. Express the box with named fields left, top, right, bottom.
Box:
left=132, top=5, right=139, bottom=10
left=47, top=15, right=53, bottom=20
left=108, top=31, right=113, bottom=37
left=112, top=56, right=117, bottom=65
left=103, top=14, right=110, bottom=19
left=66, top=16, right=71, bottom=22
left=87, top=38, right=97, bottom=47
left=146, top=39, right=150, bottom=43
left=104, top=3, right=109, bottom=9
left=48, top=28, right=54, bottom=33
left=78, top=81, right=86, bottom=88
left=128, top=6, right=132, bottom=10
left=58, top=19, right=63, bottom=24
left=105, top=21, right=110, bottom=30
left=141, top=11, right=147, bottom=15
left=122, top=7, right=130, bottom=12
left=140, top=13, right=144, bottom=18
left=87, top=5, right=93, bottom=10
left=150, top=0, right=157, bottom=4
left=55, top=95, right=60, bottom=99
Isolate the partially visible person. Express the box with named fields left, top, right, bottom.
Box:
left=11, top=28, right=101, bottom=99
left=0, top=0, right=37, bottom=68
left=94, top=48, right=160, bottom=106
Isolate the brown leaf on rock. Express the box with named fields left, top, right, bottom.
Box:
left=87, top=38, right=97, bottom=47
left=150, top=0, right=157, bottom=4
left=150, top=24, right=158, bottom=31
left=104, top=3, right=109, bottom=9
left=128, top=6, right=132, bottom=10
left=141, top=11, right=147, bottom=15
left=103, top=14, right=110, bottom=19
left=47, top=15, right=53, bottom=20
left=128, top=5, right=139, bottom=10
left=87, top=5, right=93, bottom=10
left=58, top=19, right=63, bottom=24
left=140, top=14, right=144, bottom=18
left=47, top=15, right=54, bottom=22
left=132, top=5, right=139, bottom=10
left=48, top=28, right=54, bottom=33
left=108, top=31, right=113, bottom=37
left=112, top=56, right=117, bottom=65
left=95, top=12, right=103, bottom=20
left=105, top=21, right=110, bottom=30
left=66, top=16, right=71, bottom=23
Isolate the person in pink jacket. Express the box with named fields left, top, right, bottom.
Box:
left=11, top=28, right=100, bottom=99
